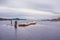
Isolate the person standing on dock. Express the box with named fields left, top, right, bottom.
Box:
left=11, top=20, right=12, bottom=26
left=14, top=20, right=17, bottom=29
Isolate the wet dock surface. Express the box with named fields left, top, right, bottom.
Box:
left=0, top=21, right=60, bottom=40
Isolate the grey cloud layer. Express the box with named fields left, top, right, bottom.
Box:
left=0, top=0, right=60, bottom=13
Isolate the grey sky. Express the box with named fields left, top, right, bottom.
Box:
left=0, top=0, right=60, bottom=13
left=0, top=0, right=60, bottom=19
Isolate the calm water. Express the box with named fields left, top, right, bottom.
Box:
left=0, top=20, right=60, bottom=40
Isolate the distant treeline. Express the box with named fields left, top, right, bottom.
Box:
left=42, top=17, right=60, bottom=21
left=50, top=18, right=60, bottom=21
left=0, top=18, right=27, bottom=20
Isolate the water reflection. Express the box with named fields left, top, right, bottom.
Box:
left=14, top=26, right=17, bottom=40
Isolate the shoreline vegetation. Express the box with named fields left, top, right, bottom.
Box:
left=0, top=17, right=60, bottom=21
left=0, top=18, right=26, bottom=21
left=42, top=17, right=60, bottom=22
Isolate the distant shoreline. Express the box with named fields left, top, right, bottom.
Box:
left=0, top=18, right=27, bottom=21
left=42, top=17, right=60, bottom=22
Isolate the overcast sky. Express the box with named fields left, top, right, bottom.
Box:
left=0, top=0, right=60, bottom=19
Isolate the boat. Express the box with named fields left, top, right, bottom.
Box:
left=18, top=21, right=36, bottom=27
left=18, top=23, right=30, bottom=27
